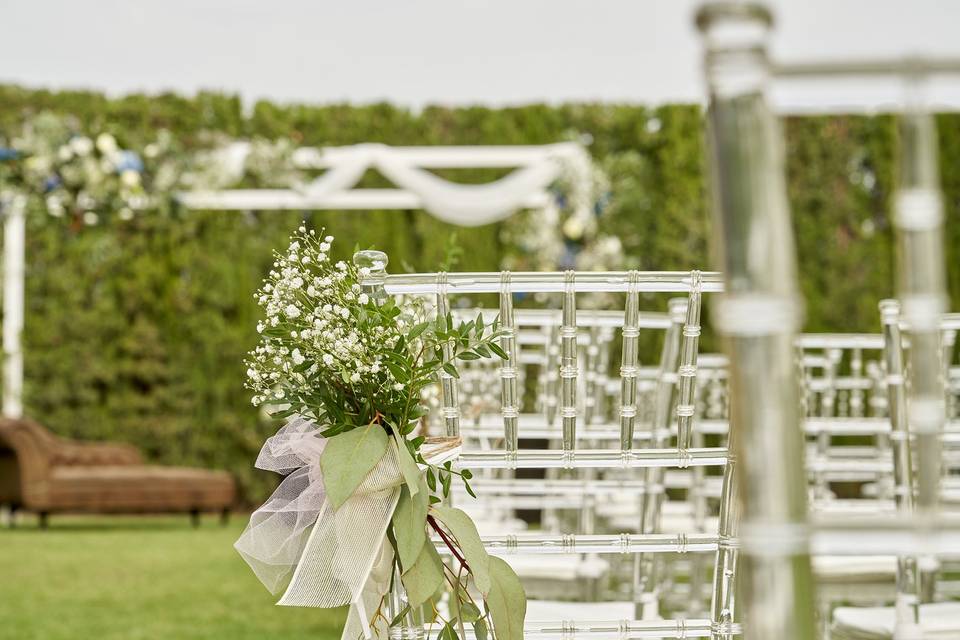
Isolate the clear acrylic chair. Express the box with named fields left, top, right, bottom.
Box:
left=456, top=299, right=725, bottom=619
left=360, top=257, right=740, bottom=639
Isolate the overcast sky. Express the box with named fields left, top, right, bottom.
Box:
left=3, top=0, right=960, bottom=110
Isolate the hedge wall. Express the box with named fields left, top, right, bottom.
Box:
left=0, top=85, right=957, bottom=500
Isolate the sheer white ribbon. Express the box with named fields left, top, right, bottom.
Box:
left=373, top=149, right=559, bottom=226
left=235, top=416, right=458, bottom=640
left=234, top=416, right=401, bottom=639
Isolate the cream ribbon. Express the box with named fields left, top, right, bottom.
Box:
left=235, top=416, right=459, bottom=640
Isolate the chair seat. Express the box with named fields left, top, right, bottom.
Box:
left=833, top=602, right=960, bottom=639
left=812, top=556, right=897, bottom=583
left=41, top=465, right=235, bottom=513
left=505, top=555, right=609, bottom=581
left=526, top=599, right=636, bottom=621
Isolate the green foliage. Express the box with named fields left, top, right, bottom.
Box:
left=318, top=422, right=389, bottom=509
left=1, top=85, right=958, bottom=503
left=400, top=539, right=445, bottom=609
left=392, top=476, right=430, bottom=571
left=425, top=503, right=524, bottom=639
left=485, top=557, right=527, bottom=640
left=429, top=506, right=492, bottom=595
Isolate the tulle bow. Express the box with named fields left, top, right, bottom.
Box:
left=235, top=416, right=403, bottom=640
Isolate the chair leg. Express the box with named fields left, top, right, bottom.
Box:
left=38, top=511, right=49, bottom=529
left=190, top=509, right=200, bottom=528
left=220, top=508, right=230, bottom=526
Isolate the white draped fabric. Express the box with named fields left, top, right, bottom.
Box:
left=180, top=142, right=592, bottom=227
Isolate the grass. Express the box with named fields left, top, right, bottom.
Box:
left=0, top=514, right=346, bottom=640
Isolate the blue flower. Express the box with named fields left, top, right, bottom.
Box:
left=43, top=175, right=62, bottom=192
left=594, top=192, right=611, bottom=216
left=560, top=241, right=580, bottom=270
left=114, top=150, right=144, bottom=173
left=0, top=148, right=19, bottom=161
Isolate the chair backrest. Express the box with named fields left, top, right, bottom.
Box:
left=452, top=306, right=678, bottom=444
left=794, top=334, right=891, bottom=502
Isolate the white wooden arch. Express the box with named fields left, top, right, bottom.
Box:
left=2, top=142, right=593, bottom=417
left=177, top=142, right=591, bottom=225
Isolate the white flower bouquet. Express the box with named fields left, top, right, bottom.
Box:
left=239, top=226, right=527, bottom=640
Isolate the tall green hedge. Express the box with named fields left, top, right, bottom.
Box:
left=0, top=85, right=956, bottom=500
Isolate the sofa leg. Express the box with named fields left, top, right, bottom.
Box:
left=38, top=511, right=49, bottom=529
left=220, top=508, right=230, bottom=526
left=190, top=509, right=200, bottom=528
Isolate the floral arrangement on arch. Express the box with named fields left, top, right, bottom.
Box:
left=0, top=113, right=156, bottom=226
left=0, top=112, right=305, bottom=226
left=501, top=136, right=622, bottom=275
left=238, top=226, right=527, bottom=640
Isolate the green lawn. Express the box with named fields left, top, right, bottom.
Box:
left=0, top=514, right=346, bottom=640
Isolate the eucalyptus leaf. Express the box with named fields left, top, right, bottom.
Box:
left=429, top=506, right=491, bottom=595
left=319, top=422, right=389, bottom=509
left=401, top=539, right=444, bottom=608
left=473, top=619, right=489, bottom=640
left=391, top=475, right=429, bottom=571
left=460, top=602, right=481, bottom=623
left=389, top=604, right=411, bottom=627
left=486, top=557, right=526, bottom=640
left=441, top=470, right=452, bottom=496
left=392, top=433, right=421, bottom=496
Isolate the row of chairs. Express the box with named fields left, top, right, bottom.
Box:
left=354, top=246, right=960, bottom=638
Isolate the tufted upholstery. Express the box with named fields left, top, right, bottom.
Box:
left=0, top=418, right=235, bottom=517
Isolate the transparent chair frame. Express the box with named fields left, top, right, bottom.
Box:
left=694, top=2, right=955, bottom=639
left=355, top=256, right=739, bottom=639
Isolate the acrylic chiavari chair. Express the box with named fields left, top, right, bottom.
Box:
left=693, top=3, right=960, bottom=639
left=455, top=301, right=728, bottom=620
left=829, top=302, right=960, bottom=640
left=357, top=254, right=740, bottom=639
left=795, top=334, right=892, bottom=504
left=451, top=308, right=665, bottom=602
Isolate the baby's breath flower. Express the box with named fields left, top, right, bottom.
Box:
left=245, top=226, right=491, bottom=439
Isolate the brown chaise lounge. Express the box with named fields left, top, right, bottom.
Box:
left=0, top=417, right=236, bottom=528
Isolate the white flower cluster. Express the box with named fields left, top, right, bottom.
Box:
left=501, top=144, right=621, bottom=277
left=245, top=227, right=417, bottom=414
left=1, top=112, right=153, bottom=226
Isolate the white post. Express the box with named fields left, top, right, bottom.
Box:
left=2, top=191, right=26, bottom=419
